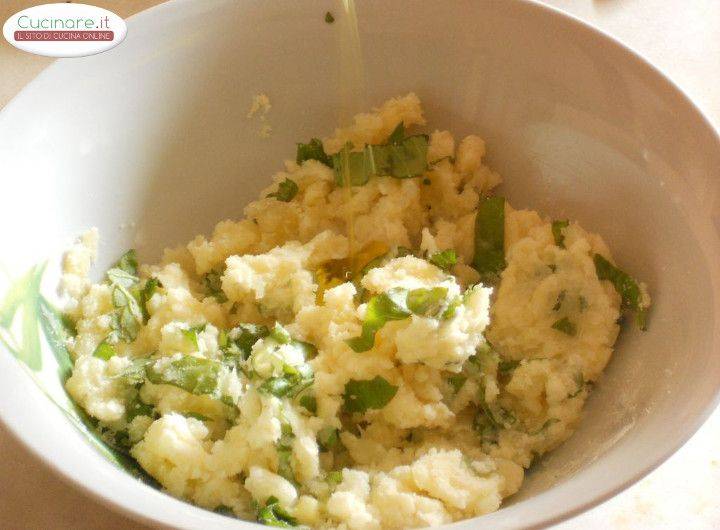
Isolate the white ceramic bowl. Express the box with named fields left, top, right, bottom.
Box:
left=1, top=1, right=719, bottom=529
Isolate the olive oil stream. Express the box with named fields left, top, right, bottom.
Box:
left=337, top=0, right=365, bottom=273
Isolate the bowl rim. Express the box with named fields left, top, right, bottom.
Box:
left=1, top=0, right=719, bottom=529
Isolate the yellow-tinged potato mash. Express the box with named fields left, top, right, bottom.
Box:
left=62, top=94, right=649, bottom=529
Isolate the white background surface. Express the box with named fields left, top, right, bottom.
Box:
left=1, top=1, right=718, bottom=528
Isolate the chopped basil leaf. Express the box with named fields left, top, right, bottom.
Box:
left=579, top=295, right=588, bottom=312
left=93, top=340, right=117, bottom=360
left=182, top=324, right=206, bottom=349
left=116, top=357, right=153, bottom=386
left=299, top=394, right=317, bottom=414
left=428, top=249, right=457, bottom=271
left=441, top=296, right=462, bottom=320
left=473, top=410, right=498, bottom=444
left=258, top=377, right=294, bottom=396
left=317, top=426, right=339, bottom=451
left=331, top=133, right=429, bottom=186
left=324, top=11, right=335, bottom=24
left=297, top=138, right=332, bottom=166
left=108, top=288, right=142, bottom=343
left=326, top=470, right=343, bottom=486
left=184, top=412, right=210, bottom=421
left=332, top=143, right=374, bottom=186
left=116, top=249, right=138, bottom=276
left=473, top=196, right=505, bottom=282
left=257, top=357, right=314, bottom=398
left=139, top=277, right=161, bottom=321
left=375, top=135, right=429, bottom=179
left=215, top=505, right=235, bottom=517
left=202, top=269, right=228, bottom=302
left=448, top=374, right=467, bottom=393
left=593, top=254, right=650, bottom=330
left=267, top=178, right=299, bottom=202
left=553, top=290, right=566, bottom=311
left=222, top=323, right=269, bottom=362
left=475, top=383, right=516, bottom=437
left=552, top=219, right=569, bottom=248
left=276, top=423, right=295, bottom=483
left=422, top=178, right=431, bottom=185
left=386, top=122, right=405, bottom=144
left=126, top=394, right=155, bottom=422
left=347, top=287, right=458, bottom=352
left=257, top=496, right=297, bottom=528
left=346, top=288, right=411, bottom=352
left=106, top=268, right=137, bottom=291
left=568, top=372, right=585, bottom=398
left=269, top=323, right=292, bottom=344
left=406, top=287, right=449, bottom=317
left=529, top=418, right=560, bottom=436
left=551, top=317, right=577, bottom=336
left=343, top=376, right=398, bottom=413
left=146, top=355, right=221, bottom=396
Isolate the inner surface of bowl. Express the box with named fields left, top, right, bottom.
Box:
left=1, top=1, right=719, bottom=529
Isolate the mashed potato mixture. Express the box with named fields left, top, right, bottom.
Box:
left=62, top=94, right=650, bottom=528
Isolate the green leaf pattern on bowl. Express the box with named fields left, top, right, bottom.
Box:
left=0, top=263, right=154, bottom=482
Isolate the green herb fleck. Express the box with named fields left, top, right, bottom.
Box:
left=593, top=254, right=650, bottom=330
left=269, top=323, right=293, bottom=344
left=347, top=287, right=457, bottom=352
left=139, top=277, right=161, bottom=321
left=406, top=287, right=449, bottom=317
left=529, top=418, right=560, bottom=436
left=267, top=178, right=299, bottom=202
left=184, top=412, right=210, bottom=421
left=116, top=249, right=138, bottom=276
left=116, top=357, right=153, bottom=386
left=326, top=470, right=343, bottom=486
left=568, top=372, right=585, bottom=398
left=105, top=250, right=143, bottom=342
left=579, top=295, right=588, bottom=312
left=553, top=290, right=566, bottom=311
left=215, top=505, right=235, bottom=517
left=317, top=426, right=339, bottom=451
left=448, top=374, right=467, bottom=393
left=182, top=324, right=206, bottom=350
left=126, top=394, right=155, bottom=422
left=428, top=249, right=457, bottom=271
left=146, top=355, right=221, bottom=396
left=221, top=323, right=269, bottom=362
left=257, top=496, right=297, bottom=527
left=93, top=340, right=117, bottom=360
left=257, top=356, right=314, bottom=399
left=552, top=219, right=569, bottom=248
left=346, top=288, right=411, bottom=352
left=276, top=424, right=295, bottom=483
left=202, top=270, right=227, bottom=302
left=299, top=394, right=317, bottom=414
left=473, top=196, right=505, bottom=282
left=343, top=376, right=398, bottom=413
left=331, top=132, right=429, bottom=186
left=551, top=317, right=577, bottom=336
left=441, top=296, right=462, bottom=320
left=324, top=11, right=335, bottom=24
left=297, top=138, right=332, bottom=166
